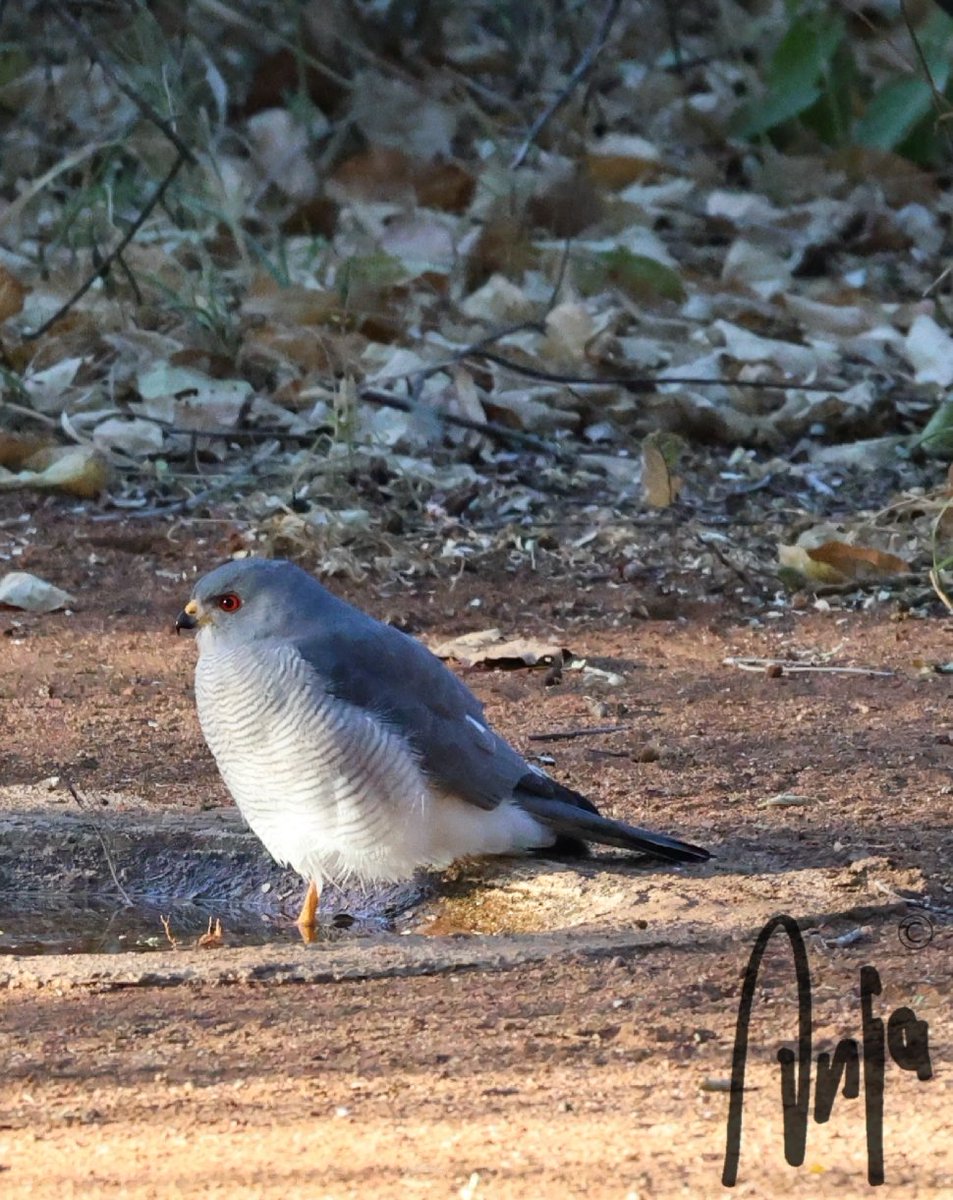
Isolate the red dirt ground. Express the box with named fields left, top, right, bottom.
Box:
left=1, top=499, right=951, bottom=1198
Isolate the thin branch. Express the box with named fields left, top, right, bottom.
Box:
left=360, top=386, right=567, bottom=458
left=50, top=0, right=197, bottom=166
left=62, top=774, right=134, bottom=906
left=723, top=657, right=895, bottom=677
left=528, top=725, right=627, bottom=742
left=470, top=349, right=844, bottom=394
left=415, top=321, right=546, bottom=383
left=512, top=0, right=624, bottom=168
left=23, top=152, right=187, bottom=341
left=929, top=566, right=953, bottom=613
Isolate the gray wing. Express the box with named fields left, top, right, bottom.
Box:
left=293, top=619, right=531, bottom=810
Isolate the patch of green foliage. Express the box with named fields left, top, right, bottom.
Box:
left=737, top=1, right=953, bottom=165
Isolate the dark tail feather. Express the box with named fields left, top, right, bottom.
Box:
left=516, top=775, right=709, bottom=865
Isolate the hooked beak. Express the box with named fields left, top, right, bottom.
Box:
left=175, top=598, right=199, bottom=635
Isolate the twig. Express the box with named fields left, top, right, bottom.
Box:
left=62, top=774, right=134, bottom=906
left=511, top=0, right=624, bottom=168
left=929, top=567, right=953, bottom=613
left=23, top=152, right=187, bottom=341
left=528, top=724, right=627, bottom=742
left=91, top=441, right=281, bottom=521
left=470, top=349, right=843, bottom=394
left=723, top=657, right=894, bottom=677
left=359, top=386, right=568, bottom=458
left=50, top=0, right=197, bottom=166
left=0, top=398, right=59, bottom=426
left=545, top=238, right=574, bottom=316
left=414, top=322, right=546, bottom=383
left=160, top=914, right=179, bottom=949
left=693, top=530, right=762, bottom=587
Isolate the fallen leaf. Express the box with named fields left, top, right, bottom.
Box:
left=0, top=445, right=108, bottom=498
left=350, top=74, right=457, bottom=161
left=778, top=540, right=910, bottom=584
left=93, top=417, right=164, bottom=457
left=0, top=432, right=50, bottom=469
left=246, top=107, right=321, bottom=202
left=576, top=247, right=684, bottom=303
left=135, top=364, right=253, bottom=432
left=807, top=541, right=910, bottom=579
left=777, top=545, right=849, bottom=585
left=0, top=571, right=75, bottom=612
left=0, top=264, right=26, bottom=322
left=903, top=314, right=953, bottom=388
left=431, top=629, right=569, bottom=669
left=586, top=133, right=661, bottom=188
left=642, top=431, right=684, bottom=508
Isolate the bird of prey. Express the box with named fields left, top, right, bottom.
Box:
left=176, top=558, right=709, bottom=934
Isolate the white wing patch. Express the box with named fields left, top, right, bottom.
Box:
left=465, top=712, right=496, bottom=753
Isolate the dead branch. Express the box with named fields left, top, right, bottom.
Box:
left=929, top=566, right=953, bottom=613
left=23, top=151, right=187, bottom=341
left=49, top=1, right=197, bottom=166
left=511, top=0, right=624, bottom=169
left=469, top=349, right=844, bottom=394
left=528, top=725, right=627, bottom=742
left=62, top=774, right=134, bottom=906
left=723, top=657, right=895, bottom=677
left=160, top=913, right=179, bottom=948
left=359, top=386, right=568, bottom=457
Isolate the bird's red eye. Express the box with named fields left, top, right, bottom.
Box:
left=216, top=593, right=242, bottom=612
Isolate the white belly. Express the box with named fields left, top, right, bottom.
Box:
left=194, top=641, right=550, bottom=886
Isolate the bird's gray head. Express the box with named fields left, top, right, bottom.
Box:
left=175, top=558, right=331, bottom=649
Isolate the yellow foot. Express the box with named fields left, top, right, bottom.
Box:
left=296, top=880, right=320, bottom=944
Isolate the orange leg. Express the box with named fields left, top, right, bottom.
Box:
left=296, top=879, right=320, bottom=943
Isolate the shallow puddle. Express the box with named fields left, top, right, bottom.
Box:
left=0, top=898, right=347, bottom=956
left=0, top=804, right=421, bottom=954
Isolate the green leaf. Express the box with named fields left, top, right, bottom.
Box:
left=918, top=400, right=953, bottom=457
left=738, top=8, right=846, bottom=138
left=856, top=78, right=940, bottom=150
left=575, top=248, right=684, bottom=303
left=856, top=9, right=953, bottom=150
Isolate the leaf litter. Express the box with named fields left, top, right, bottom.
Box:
left=0, top=2, right=952, bottom=609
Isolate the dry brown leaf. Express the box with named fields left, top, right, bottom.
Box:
left=245, top=327, right=367, bottom=376
left=527, top=170, right=603, bottom=237
left=0, top=432, right=50, bottom=470
left=0, top=445, right=109, bottom=499
left=197, top=917, right=224, bottom=949
left=806, top=541, right=910, bottom=580
left=641, top=432, right=683, bottom=508
left=415, top=161, right=476, bottom=214
left=280, top=195, right=340, bottom=238
left=242, top=277, right=341, bottom=325
left=642, top=443, right=678, bottom=508
left=777, top=545, right=847, bottom=584
left=331, top=148, right=474, bottom=212
left=831, top=146, right=939, bottom=208
left=464, top=212, right=536, bottom=293
left=0, top=264, right=26, bottom=323
left=586, top=134, right=661, bottom=189
left=431, top=629, right=568, bottom=669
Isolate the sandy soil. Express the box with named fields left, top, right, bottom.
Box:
left=1, top=500, right=952, bottom=1198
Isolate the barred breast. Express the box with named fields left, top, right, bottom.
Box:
left=194, top=640, right=435, bottom=886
